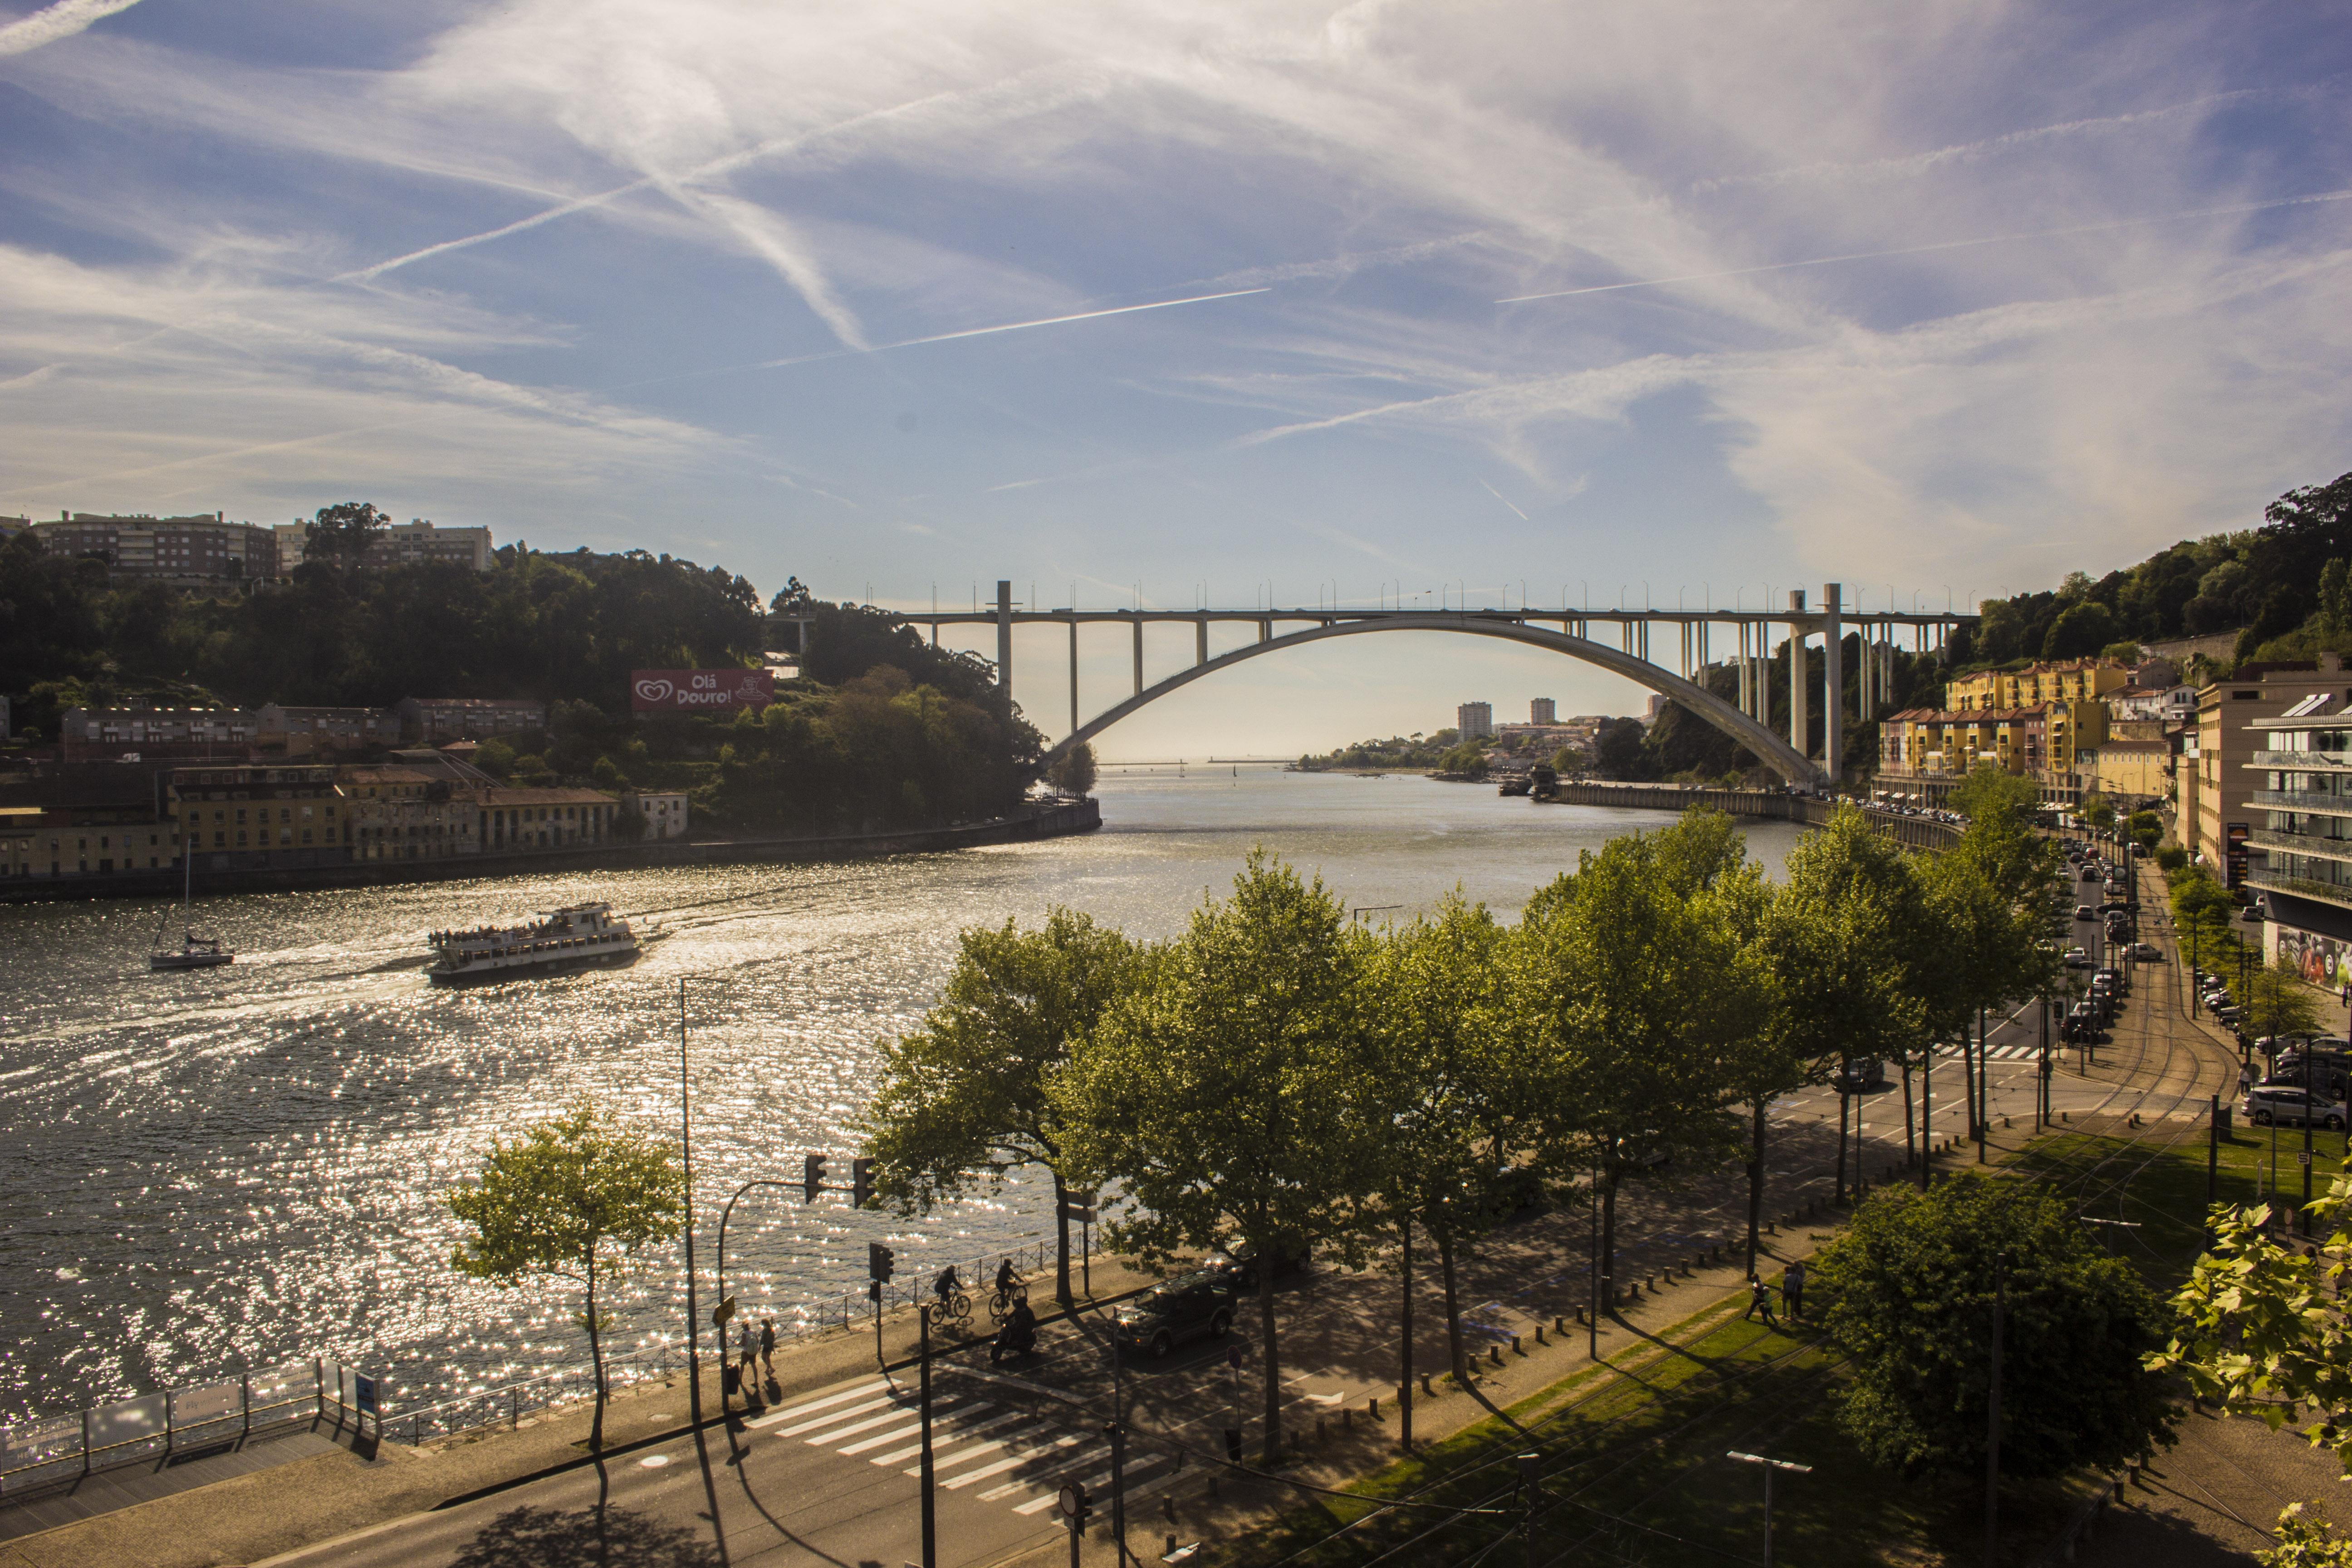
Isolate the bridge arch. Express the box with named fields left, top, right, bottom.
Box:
left=1038, top=614, right=1818, bottom=784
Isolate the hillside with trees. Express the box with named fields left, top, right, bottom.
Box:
left=0, top=510, right=1048, bottom=833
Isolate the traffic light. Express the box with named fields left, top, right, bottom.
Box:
left=868, top=1241, right=896, bottom=1282
left=802, top=1152, right=827, bottom=1205
left=852, top=1156, right=875, bottom=1209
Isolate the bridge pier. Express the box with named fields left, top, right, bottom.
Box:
left=1823, top=583, right=1843, bottom=781
left=996, top=580, right=1013, bottom=713
left=1787, top=589, right=1808, bottom=765
left=1133, top=615, right=1143, bottom=696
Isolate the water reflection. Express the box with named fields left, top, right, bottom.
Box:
left=0, top=770, right=1798, bottom=1421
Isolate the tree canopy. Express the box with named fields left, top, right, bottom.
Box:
left=1812, top=1174, right=2176, bottom=1480
left=446, top=1104, right=685, bottom=1450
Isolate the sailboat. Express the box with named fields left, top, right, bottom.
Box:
left=150, top=847, right=234, bottom=971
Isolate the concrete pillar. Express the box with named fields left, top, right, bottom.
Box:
left=1787, top=589, right=1808, bottom=760
left=1196, top=616, right=1207, bottom=667
left=1068, top=615, right=1079, bottom=737
left=1132, top=616, right=1143, bottom=696
left=995, top=581, right=1013, bottom=708
left=1823, top=583, right=1843, bottom=781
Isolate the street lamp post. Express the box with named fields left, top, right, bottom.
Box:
left=1727, top=1450, right=1812, bottom=1566
left=715, top=1180, right=796, bottom=1413
left=680, top=979, right=701, bottom=1431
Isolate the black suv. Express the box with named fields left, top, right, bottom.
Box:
left=1113, top=1270, right=1235, bottom=1358
left=1201, top=1240, right=1309, bottom=1293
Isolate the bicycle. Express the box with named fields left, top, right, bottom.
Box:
left=988, top=1282, right=1029, bottom=1324
left=933, top=1291, right=972, bottom=1327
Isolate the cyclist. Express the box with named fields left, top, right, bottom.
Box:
left=933, top=1263, right=962, bottom=1308
left=994, top=1257, right=1018, bottom=1297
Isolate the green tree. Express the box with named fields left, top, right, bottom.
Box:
left=1361, top=895, right=1521, bottom=1393
left=2243, top=956, right=2326, bottom=1041
left=2080, top=792, right=2117, bottom=831
left=2149, top=1176, right=2352, bottom=1473
left=303, top=500, right=390, bottom=574
left=2042, top=600, right=2120, bottom=660
left=1589, top=716, right=1647, bottom=779
left=1505, top=815, right=1762, bottom=1294
left=1437, top=740, right=1490, bottom=777
left=861, top=910, right=1146, bottom=1307
left=1949, top=762, right=2041, bottom=823
left=2156, top=843, right=2189, bottom=872
left=2263, top=1504, right=2352, bottom=1567
left=1045, top=742, right=1098, bottom=796
left=446, top=1104, right=685, bottom=1450
left=1057, top=852, right=1380, bottom=1463
left=1765, top=805, right=1935, bottom=1196
left=1813, top=1174, right=2176, bottom=1479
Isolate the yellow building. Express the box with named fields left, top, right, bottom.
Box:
left=1879, top=707, right=2050, bottom=778
left=1946, top=658, right=2131, bottom=712
left=2078, top=738, right=2170, bottom=804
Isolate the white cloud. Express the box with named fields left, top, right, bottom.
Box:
left=0, top=0, right=140, bottom=59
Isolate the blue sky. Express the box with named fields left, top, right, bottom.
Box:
left=4, top=0, right=2350, bottom=757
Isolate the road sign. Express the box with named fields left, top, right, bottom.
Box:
left=1058, top=1480, right=1090, bottom=1522
left=713, top=1295, right=737, bottom=1327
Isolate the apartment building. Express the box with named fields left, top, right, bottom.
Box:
left=166, top=765, right=350, bottom=871
left=58, top=706, right=261, bottom=762
left=1455, top=701, right=1495, bottom=741
left=2181, top=658, right=2352, bottom=890
left=394, top=697, right=546, bottom=744
left=625, top=790, right=690, bottom=841
left=254, top=705, right=403, bottom=757
left=32, top=513, right=278, bottom=582
left=273, top=518, right=493, bottom=573
left=474, top=787, right=619, bottom=852
left=1878, top=707, right=2051, bottom=779
left=1529, top=698, right=1557, bottom=725
left=2239, top=689, right=2352, bottom=984
left=339, top=764, right=479, bottom=861
left=2078, top=737, right=2170, bottom=804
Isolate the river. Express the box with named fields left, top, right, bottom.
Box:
left=0, top=769, right=1801, bottom=1425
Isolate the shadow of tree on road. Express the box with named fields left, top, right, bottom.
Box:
left=447, top=1504, right=722, bottom=1568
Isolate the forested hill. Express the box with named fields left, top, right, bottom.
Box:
left=0, top=529, right=1048, bottom=832
left=1963, top=470, right=2352, bottom=671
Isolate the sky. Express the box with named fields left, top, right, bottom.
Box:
left=4, top=0, right=2350, bottom=758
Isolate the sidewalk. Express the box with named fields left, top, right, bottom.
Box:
left=0, top=1260, right=1154, bottom=1568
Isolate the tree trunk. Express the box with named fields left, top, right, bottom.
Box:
left=1745, top=1097, right=1767, bottom=1280
left=585, top=1258, right=606, bottom=1452
left=1258, top=1261, right=1281, bottom=1465
left=1977, top=1005, right=1989, bottom=1159
left=1901, top=1058, right=1916, bottom=1166
left=1436, top=1220, right=1469, bottom=1387
left=1598, top=1165, right=1620, bottom=1308
left=1398, top=1216, right=1413, bottom=1450
left=1919, top=1041, right=1933, bottom=1192
left=1051, top=1168, right=1073, bottom=1309
left=1836, top=1058, right=1851, bottom=1204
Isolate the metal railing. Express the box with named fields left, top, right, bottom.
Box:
left=0, top=1357, right=377, bottom=1502
left=384, top=1236, right=1066, bottom=1446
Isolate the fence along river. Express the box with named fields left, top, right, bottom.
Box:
left=0, top=769, right=1801, bottom=1430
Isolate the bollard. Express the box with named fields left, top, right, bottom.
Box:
left=1343, top=1406, right=1353, bottom=1430
left=1511, top=1334, right=1524, bottom=1354
left=1166, top=1535, right=1179, bottom=1558
left=1369, top=1395, right=1380, bottom=1419
left=1534, top=1324, right=1547, bottom=1346
left=1573, top=1306, right=1586, bottom=1324
left=1488, top=1345, right=1502, bottom=1366
left=1164, top=1496, right=1178, bottom=1523
left=1421, top=1373, right=1434, bottom=1396
left=2063, top=1111, right=2071, bottom=1122
left=1553, top=1314, right=1567, bottom=1333
left=1315, top=1415, right=1325, bottom=1441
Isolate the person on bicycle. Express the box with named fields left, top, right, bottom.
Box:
left=995, top=1257, right=1017, bottom=1297
left=992, top=1298, right=1038, bottom=1365
left=934, top=1263, right=961, bottom=1307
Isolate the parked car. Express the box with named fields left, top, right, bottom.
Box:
left=2074, top=905, right=2095, bottom=920
left=2065, top=946, right=2091, bottom=968
left=2243, top=1085, right=2348, bottom=1131
left=2132, top=942, right=2161, bottom=960
left=1837, top=1056, right=1885, bottom=1093
left=1200, top=1240, right=1308, bottom=1293
left=1112, top=1269, right=1236, bottom=1357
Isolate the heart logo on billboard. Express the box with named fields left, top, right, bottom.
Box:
left=635, top=678, right=675, bottom=704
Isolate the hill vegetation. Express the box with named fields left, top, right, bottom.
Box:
left=0, top=518, right=1047, bottom=833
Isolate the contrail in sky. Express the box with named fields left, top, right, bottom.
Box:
left=1477, top=478, right=1528, bottom=520
left=1497, top=188, right=2352, bottom=304
left=0, top=0, right=142, bottom=56
left=745, top=288, right=1271, bottom=369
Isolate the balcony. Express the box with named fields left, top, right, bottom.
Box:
left=2251, top=750, right=2352, bottom=769
left=2246, top=869, right=2352, bottom=915
left=2247, top=829, right=2352, bottom=863
left=2249, top=790, right=2352, bottom=815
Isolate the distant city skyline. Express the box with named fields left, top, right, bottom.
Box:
left=4, top=0, right=2347, bottom=755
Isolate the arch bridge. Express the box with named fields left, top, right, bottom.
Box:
left=897, top=585, right=1975, bottom=786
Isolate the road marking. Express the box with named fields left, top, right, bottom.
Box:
left=978, top=1442, right=1110, bottom=1499
left=1012, top=1454, right=1169, bottom=1514
left=805, top=1397, right=960, bottom=1445
left=903, top=1419, right=1051, bottom=1476
left=750, top=1380, right=883, bottom=1429
left=869, top=1408, right=1037, bottom=1466
left=943, top=1433, right=1086, bottom=1489
left=770, top=1390, right=905, bottom=1436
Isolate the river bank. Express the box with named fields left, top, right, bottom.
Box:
left=0, top=799, right=1100, bottom=904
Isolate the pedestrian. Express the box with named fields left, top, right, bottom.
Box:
left=738, top=1321, right=756, bottom=1377
left=759, top=1317, right=776, bottom=1377
left=1743, top=1274, right=1778, bottom=1329
left=1781, top=1259, right=1806, bottom=1321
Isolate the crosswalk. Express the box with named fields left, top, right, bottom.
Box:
left=1932, top=1042, right=2055, bottom=1062
left=750, top=1375, right=1186, bottom=1521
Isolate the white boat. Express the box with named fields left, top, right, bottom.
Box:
left=426, top=902, right=641, bottom=985
left=151, top=849, right=235, bottom=971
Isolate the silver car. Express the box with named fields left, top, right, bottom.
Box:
left=2243, top=1085, right=2347, bottom=1131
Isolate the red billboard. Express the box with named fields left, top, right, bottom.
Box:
left=631, top=669, right=774, bottom=714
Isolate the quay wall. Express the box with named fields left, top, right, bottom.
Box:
left=0, top=799, right=1102, bottom=905
left=1545, top=781, right=1962, bottom=851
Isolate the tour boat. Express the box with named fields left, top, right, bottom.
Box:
left=425, top=902, right=642, bottom=985
left=151, top=850, right=235, bottom=971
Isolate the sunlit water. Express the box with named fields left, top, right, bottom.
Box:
left=0, top=769, right=1800, bottom=1424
